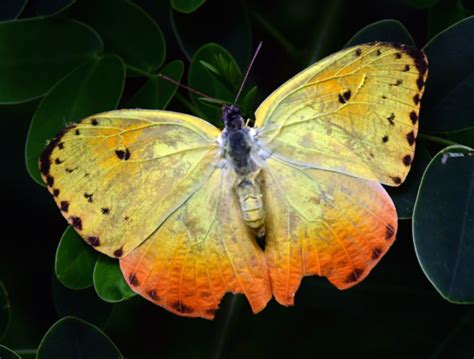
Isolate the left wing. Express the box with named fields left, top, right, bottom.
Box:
left=120, top=167, right=272, bottom=319
left=261, top=157, right=397, bottom=305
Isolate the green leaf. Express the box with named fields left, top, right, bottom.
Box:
left=126, top=60, right=184, bottom=109
left=188, top=43, right=242, bottom=122
left=422, top=16, right=474, bottom=133
left=0, top=282, right=11, bottom=340
left=0, top=18, right=103, bottom=104
left=52, top=275, right=112, bottom=328
left=72, top=0, right=165, bottom=74
left=0, top=345, right=20, bottom=359
left=0, top=0, right=27, bottom=20
left=344, top=19, right=415, bottom=48
left=413, top=145, right=474, bottom=303
left=427, top=0, right=471, bottom=39
left=388, top=145, right=431, bottom=219
left=37, top=317, right=123, bottom=359
left=171, top=0, right=206, bottom=13
left=25, top=55, right=125, bottom=185
left=55, top=226, right=98, bottom=290
left=240, top=85, right=258, bottom=119
left=93, top=256, right=136, bottom=303
left=37, top=0, right=76, bottom=16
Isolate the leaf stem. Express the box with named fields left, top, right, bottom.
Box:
left=212, top=295, right=240, bottom=359
left=174, top=92, right=206, bottom=118
left=419, top=133, right=459, bottom=146
left=14, top=348, right=37, bottom=355
left=126, top=64, right=152, bottom=78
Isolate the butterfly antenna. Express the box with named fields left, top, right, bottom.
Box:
left=234, top=41, right=263, bottom=104
left=157, top=73, right=223, bottom=102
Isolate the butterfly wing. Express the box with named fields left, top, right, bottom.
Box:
left=120, top=167, right=271, bottom=319
left=40, top=109, right=221, bottom=257
left=262, top=157, right=397, bottom=305
left=256, top=42, right=428, bottom=186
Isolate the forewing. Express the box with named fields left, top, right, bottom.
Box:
left=256, top=42, right=428, bottom=186
left=120, top=168, right=272, bottom=319
left=262, top=158, right=397, bottom=305
left=40, top=109, right=220, bottom=257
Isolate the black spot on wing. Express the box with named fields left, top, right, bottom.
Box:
left=70, top=216, right=82, bottom=230
left=87, top=236, right=100, bottom=247
left=355, top=48, right=362, bottom=56
left=387, top=113, right=395, bottom=126
left=91, top=118, right=98, bottom=126
left=171, top=301, right=194, bottom=314
left=46, top=175, right=54, bottom=187
left=395, top=52, right=402, bottom=59
left=338, top=89, right=352, bottom=104
left=382, top=135, right=389, bottom=143
left=74, top=129, right=80, bottom=136
left=60, top=201, right=69, bottom=212
left=409, top=111, right=418, bottom=125
left=53, top=188, right=60, bottom=197
left=129, top=273, right=140, bottom=286
left=386, top=224, right=395, bottom=240
left=101, top=207, right=110, bottom=215
left=403, top=155, right=412, bottom=166
left=372, top=247, right=383, bottom=260
left=403, top=64, right=410, bottom=72
left=345, top=268, right=364, bottom=283
left=39, top=124, right=76, bottom=176
left=148, top=290, right=158, bottom=300
left=84, top=193, right=94, bottom=203
left=115, top=148, right=131, bottom=161
left=416, top=75, right=425, bottom=90
left=406, top=131, right=416, bottom=146
left=413, top=94, right=420, bottom=105
left=113, top=247, right=123, bottom=257
left=391, top=176, right=402, bottom=185
left=54, top=158, right=64, bottom=164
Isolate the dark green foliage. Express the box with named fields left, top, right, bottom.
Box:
left=36, top=317, right=122, bottom=359
left=55, top=226, right=98, bottom=290
left=0, top=345, right=20, bottom=359
left=2, top=0, right=474, bottom=358
left=414, top=145, right=474, bottom=303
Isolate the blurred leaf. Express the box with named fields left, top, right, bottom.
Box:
left=344, top=19, right=415, bottom=48
left=422, top=16, right=474, bottom=133
left=444, top=128, right=474, bottom=147
left=388, top=145, right=431, bottom=219
left=0, top=345, right=20, bottom=359
left=427, top=0, right=471, bottom=39
left=0, top=0, right=27, bottom=20
left=37, top=0, right=75, bottom=15
left=171, top=0, right=205, bottom=13
left=189, top=43, right=242, bottom=122
left=171, top=0, right=251, bottom=65
left=72, top=0, right=165, bottom=75
left=413, top=145, right=474, bottom=303
left=240, top=85, right=258, bottom=119
left=37, top=316, right=123, bottom=359
left=25, top=55, right=125, bottom=185
left=55, top=226, right=98, bottom=290
left=93, top=256, right=136, bottom=303
left=0, top=282, right=11, bottom=340
left=404, top=0, right=440, bottom=8
left=52, top=275, right=112, bottom=328
left=0, top=18, right=103, bottom=104
left=126, top=60, right=184, bottom=109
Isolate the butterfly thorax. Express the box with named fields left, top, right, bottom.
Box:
left=221, top=105, right=266, bottom=236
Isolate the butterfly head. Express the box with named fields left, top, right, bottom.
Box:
left=222, top=104, right=244, bottom=132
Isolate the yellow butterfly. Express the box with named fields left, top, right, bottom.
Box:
left=40, top=42, right=428, bottom=319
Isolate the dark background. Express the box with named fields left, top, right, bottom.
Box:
left=1, top=0, right=473, bottom=358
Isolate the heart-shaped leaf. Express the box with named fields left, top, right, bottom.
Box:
left=344, top=19, right=415, bottom=48
left=55, top=226, right=98, bottom=290
left=37, top=316, right=123, bottom=359
left=422, top=16, right=474, bottom=132
left=188, top=43, right=242, bottom=122
left=26, top=55, right=125, bottom=185
left=0, top=18, right=103, bottom=104
left=93, top=256, right=136, bottom=303
left=413, top=145, right=474, bottom=303
left=72, top=0, right=165, bottom=75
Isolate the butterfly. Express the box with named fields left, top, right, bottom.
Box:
left=40, top=42, right=428, bottom=319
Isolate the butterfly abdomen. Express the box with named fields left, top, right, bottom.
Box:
left=236, top=176, right=265, bottom=236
